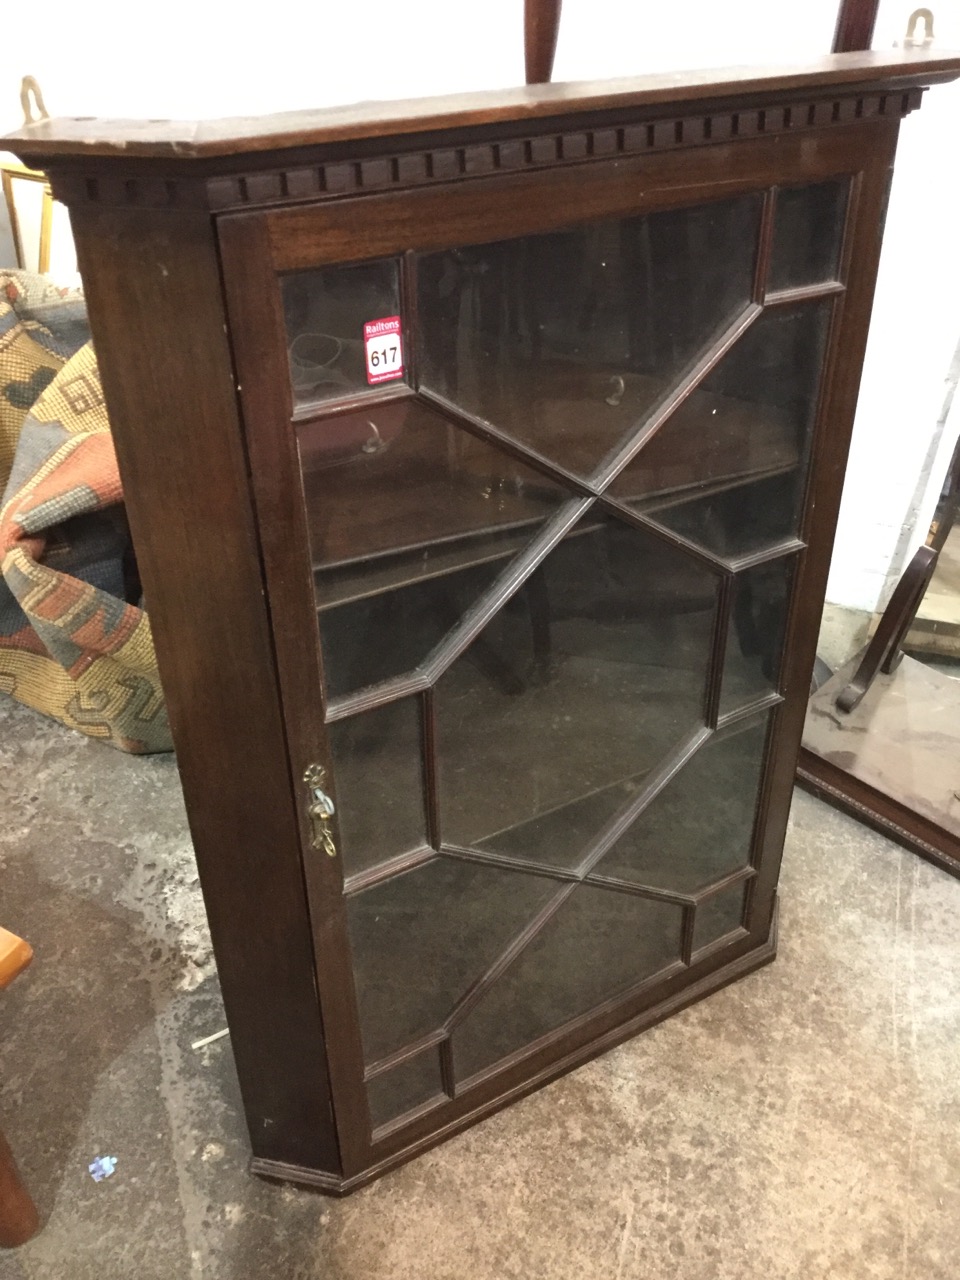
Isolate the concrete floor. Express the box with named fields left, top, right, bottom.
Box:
left=2, top=685, right=960, bottom=1280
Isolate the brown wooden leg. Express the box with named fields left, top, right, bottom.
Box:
left=0, top=1127, right=39, bottom=1248
left=832, top=0, right=880, bottom=53
left=524, top=0, right=562, bottom=85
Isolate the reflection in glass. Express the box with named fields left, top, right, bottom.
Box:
left=436, top=513, right=718, bottom=867
left=477, top=774, right=647, bottom=872
left=366, top=1050, right=445, bottom=1132
left=611, top=302, right=831, bottom=561
left=769, top=180, right=849, bottom=293
left=592, top=715, right=770, bottom=894
left=329, top=699, right=426, bottom=880
left=346, top=858, right=558, bottom=1065
left=692, top=882, right=748, bottom=952
left=722, top=559, right=794, bottom=714
left=452, top=885, right=682, bottom=1081
left=418, top=195, right=762, bottom=477
left=282, top=258, right=401, bottom=406
left=300, top=401, right=567, bottom=699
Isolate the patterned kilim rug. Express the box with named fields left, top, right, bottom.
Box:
left=0, top=271, right=171, bottom=752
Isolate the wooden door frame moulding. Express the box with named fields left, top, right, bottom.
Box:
left=746, top=124, right=900, bottom=931
left=217, top=211, right=373, bottom=1179
left=258, top=117, right=912, bottom=274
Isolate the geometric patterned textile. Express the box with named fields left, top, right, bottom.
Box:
left=0, top=274, right=171, bottom=752
left=1, top=269, right=86, bottom=495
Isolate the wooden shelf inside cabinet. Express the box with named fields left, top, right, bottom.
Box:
left=7, top=47, right=958, bottom=1194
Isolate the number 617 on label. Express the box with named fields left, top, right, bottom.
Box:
left=364, top=316, right=404, bottom=385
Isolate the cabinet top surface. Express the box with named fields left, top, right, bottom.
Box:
left=5, top=50, right=960, bottom=164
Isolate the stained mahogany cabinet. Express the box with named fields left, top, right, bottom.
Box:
left=8, top=49, right=960, bottom=1193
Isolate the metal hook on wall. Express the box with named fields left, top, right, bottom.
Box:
left=901, top=8, right=935, bottom=47
left=20, top=76, right=50, bottom=126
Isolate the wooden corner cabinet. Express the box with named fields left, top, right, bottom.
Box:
left=7, top=50, right=960, bottom=1193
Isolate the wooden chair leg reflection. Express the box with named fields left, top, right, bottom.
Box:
left=0, top=927, right=39, bottom=1248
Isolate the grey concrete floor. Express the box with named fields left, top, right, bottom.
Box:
left=2, top=691, right=960, bottom=1280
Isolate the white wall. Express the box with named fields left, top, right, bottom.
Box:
left=1, top=1, right=842, bottom=126
left=826, top=1, right=960, bottom=613
left=2, top=0, right=957, bottom=613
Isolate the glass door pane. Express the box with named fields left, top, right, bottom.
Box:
left=417, top=194, right=763, bottom=479
left=286, top=182, right=838, bottom=1129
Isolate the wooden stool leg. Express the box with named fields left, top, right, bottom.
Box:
left=0, top=1127, right=39, bottom=1248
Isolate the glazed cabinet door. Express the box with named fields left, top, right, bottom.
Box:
left=218, top=120, right=894, bottom=1173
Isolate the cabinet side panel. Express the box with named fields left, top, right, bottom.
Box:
left=66, top=203, right=341, bottom=1175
